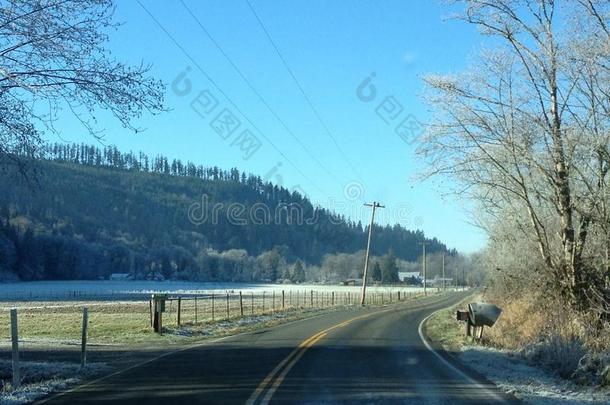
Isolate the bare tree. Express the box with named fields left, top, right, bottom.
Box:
left=420, top=0, right=609, bottom=310
left=0, top=0, right=165, bottom=173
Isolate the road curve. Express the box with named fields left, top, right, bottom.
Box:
left=38, top=292, right=516, bottom=404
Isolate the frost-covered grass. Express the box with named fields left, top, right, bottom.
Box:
left=424, top=300, right=610, bottom=404
left=0, top=360, right=109, bottom=405
left=0, top=280, right=426, bottom=301
left=460, top=346, right=609, bottom=404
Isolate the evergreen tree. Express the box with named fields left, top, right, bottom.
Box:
left=381, top=250, right=399, bottom=284
left=292, top=259, right=305, bottom=283
left=371, top=261, right=382, bottom=282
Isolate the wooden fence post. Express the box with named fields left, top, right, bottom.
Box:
left=10, top=309, right=20, bottom=388
left=310, top=290, right=313, bottom=307
left=149, top=299, right=153, bottom=327
left=226, top=293, right=230, bottom=320
left=262, top=292, right=266, bottom=313
left=177, top=297, right=182, bottom=326
left=211, top=293, right=215, bottom=321
left=152, top=297, right=163, bottom=333
left=282, top=290, right=285, bottom=309
left=332, top=291, right=335, bottom=306
left=81, top=307, right=88, bottom=368
left=195, top=297, right=198, bottom=324
left=239, top=291, right=244, bottom=317
left=251, top=292, right=254, bottom=315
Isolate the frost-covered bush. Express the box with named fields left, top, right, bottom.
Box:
left=521, top=334, right=587, bottom=379
left=571, top=353, right=610, bottom=387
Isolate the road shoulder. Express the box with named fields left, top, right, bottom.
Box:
left=422, top=300, right=609, bottom=404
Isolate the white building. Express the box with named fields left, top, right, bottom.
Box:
left=398, top=271, right=421, bottom=283
left=109, top=273, right=131, bottom=281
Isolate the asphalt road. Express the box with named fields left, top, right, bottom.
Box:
left=38, top=292, right=516, bottom=404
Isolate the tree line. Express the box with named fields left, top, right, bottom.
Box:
left=0, top=143, right=454, bottom=283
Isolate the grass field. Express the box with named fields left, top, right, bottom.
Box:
left=422, top=292, right=479, bottom=351
left=1, top=288, right=430, bottom=346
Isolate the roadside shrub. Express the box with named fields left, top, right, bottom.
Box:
left=483, top=289, right=610, bottom=383
left=521, top=333, right=587, bottom=378
left=571, top=353, right=610, bottom=386
left=484, top=294, right=547, bottom=349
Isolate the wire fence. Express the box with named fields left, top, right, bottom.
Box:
left=0, top=289, right=427, bottom=344
left=160, top=288, right=422, bottom=325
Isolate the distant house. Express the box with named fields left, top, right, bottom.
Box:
left=398, top=272, right=421, bottom=283
left=109, top=273, right=131, bottom=281
left=341, top=278, right=362, bottom=286
left=428, top=276, right=454, bottom=287
left=145, top=272, right=165, bottom=282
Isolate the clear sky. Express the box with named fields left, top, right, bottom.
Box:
left=51, top=0, right=488, bottom=253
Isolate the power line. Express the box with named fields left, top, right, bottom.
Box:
left=136, top=0, right=329, bottom=197
left=245, top=0, right=365, bottom=185
left=179, top=0, right=346, bottom=188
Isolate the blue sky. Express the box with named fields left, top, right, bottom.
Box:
left=52, top=0, right=488, bottom=253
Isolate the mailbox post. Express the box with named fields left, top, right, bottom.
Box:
left=152, top=294, right=167, bottom=333
left=456, top=309, right=472, bottom=336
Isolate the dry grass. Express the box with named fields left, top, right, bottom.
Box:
left=423, top=294, right=477, bottom=352
left=484, top=294, right=549, bottom=350
left=483, top=292, right=608, bottom=380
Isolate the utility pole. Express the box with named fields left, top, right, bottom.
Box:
left=442, top=253, right=445, bottom=292
left=462, top=267, right=466, bottom=291
left=360, top=202, right=384, bottom=306
left=420, top=241, right=427, bottom=296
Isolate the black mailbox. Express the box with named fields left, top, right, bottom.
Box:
left=456, top=309, right=469, bottom=321
left=467, top=302, right=502, bottom=327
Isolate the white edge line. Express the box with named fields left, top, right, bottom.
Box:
left=418, top=307, right=510, bottom=404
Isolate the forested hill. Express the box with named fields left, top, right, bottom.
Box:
left=0, top=143, right=452, bottom=282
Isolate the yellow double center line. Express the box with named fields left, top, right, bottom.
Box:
left=245, top=312, right=381, bottom=405
left=246, top=295, right=458, bottom=404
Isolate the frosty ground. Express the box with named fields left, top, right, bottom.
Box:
left=0, top=280, right=424, bottom=301
left=424, top=301, right=610, bottom=404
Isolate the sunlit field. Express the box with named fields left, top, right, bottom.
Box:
left=0, top=280, right=427, bottom=301
left=0, top=283, right=437, bottom=345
